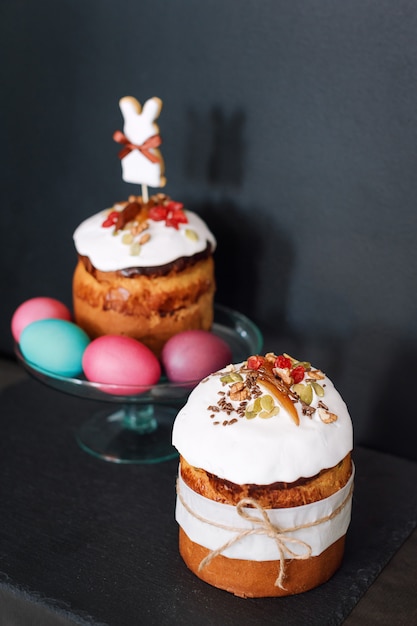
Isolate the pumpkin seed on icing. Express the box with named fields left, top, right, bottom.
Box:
left=293, top=383, right=313, bottom=405
left=129, top=242, right=141, bottom=256
left=122, top=232, right=133, bottom=245
left=312, top=382, right=325, bottom=397
left=185, top=228, right=199, bottom=241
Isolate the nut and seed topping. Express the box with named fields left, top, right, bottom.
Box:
left=139, top=233, right=151, bottom=245
left=292, top=383, right=313, bottom=406
left=311, top=382, right=325, bottom=397
left=131, top=220, right=149, bottom=236
left=229, top=381, right=250, bottom=401
left=206, top=353, right=337, bottom=427
left=302, top=404, right=316, bottom=418
left=122, top=232, right=134, bottom=245
left=185, top=228, right=199, bottom=241
left=129, top=242, right=141, bottom=256
left=220, top=372, right=243, bottom=385
left=307, top=369, right=325, bottom=380
left=318, top=408, right=338, bottom=423
left=273, top=367, right=293, bottom=386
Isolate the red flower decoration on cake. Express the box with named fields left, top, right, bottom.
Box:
left=149, top=201, right=188, bottom=230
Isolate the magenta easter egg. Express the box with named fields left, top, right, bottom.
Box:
left=12, top=297, right=72, bottom=342
left=161, top=330, right=232, bottom=384
left=82, top=335, right=161, bottom=395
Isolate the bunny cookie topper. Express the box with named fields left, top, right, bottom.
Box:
left=113, top=96, right=166, bottom=194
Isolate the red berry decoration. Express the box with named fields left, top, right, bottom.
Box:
left=274, top=355, right=292, bottom=370
left=291, top=365, right=305, bottom=383
left=166, top=200, right=184, bottom=212
left=101, top=210, right=119, bottom=228
left=247, top=355, right=265, bottom=370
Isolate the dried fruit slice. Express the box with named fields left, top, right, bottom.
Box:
left=258, top=378, right=299, bottom=425
left=115, top=201, right=141, bottom=231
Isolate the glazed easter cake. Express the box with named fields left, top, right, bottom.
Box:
left=172, top=352, right=354, bottom=597
left=73, top=193, right=216, bottom=357
left=72, top=96, right=216, bottom=357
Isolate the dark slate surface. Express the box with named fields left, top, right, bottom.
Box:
left=0, top=378, right=416, bottom=626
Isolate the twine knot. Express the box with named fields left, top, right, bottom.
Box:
left=198, top=496, right=312, bottom=589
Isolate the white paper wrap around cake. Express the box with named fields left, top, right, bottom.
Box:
left=176, top=467, right=354, bottom=561
left=73, top=209, right=216, bottom=272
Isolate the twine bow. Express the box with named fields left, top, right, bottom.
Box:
left=113, top=130, right=162, bottom=163
left=177, top=478, right=354, bottom=590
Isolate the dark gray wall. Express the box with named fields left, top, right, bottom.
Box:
left=2, top=1, right=417, bottom=460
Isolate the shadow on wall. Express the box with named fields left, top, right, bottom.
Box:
left=185, top=106, right=246, bottom=187
left=183, top=104, right=295, bottom=330
left=181, top=103, right=417, bottom=463
left=195, top=198, right=295, bottom=335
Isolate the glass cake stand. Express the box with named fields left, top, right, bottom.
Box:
left=15, top=304, right=263, bottom=464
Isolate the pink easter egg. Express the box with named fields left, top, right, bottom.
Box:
left=161, top=330, right=232, bottom=384
left=12, top=297, right=72, bottom=342
left=82, top=335, right=161, bottom=395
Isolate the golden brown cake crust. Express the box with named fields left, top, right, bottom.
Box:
left=179, top=527, right=346, bottom=598
left=179, top=452, right=352, bottom=508
left=72, top=254, right=215, bottom=357
left=175, top=352, right=353, bottom=597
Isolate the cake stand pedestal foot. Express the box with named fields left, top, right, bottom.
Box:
left=76, top=404, right=178, bottom=464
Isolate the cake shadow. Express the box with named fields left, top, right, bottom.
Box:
left=184, top=106, right=246, bottom=188
left=193, top=198, right=295, bottom=334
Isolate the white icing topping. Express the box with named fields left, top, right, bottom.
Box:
left=73, top=207, right=216, bottom=271
left=172, top=362, right=353, bottom=484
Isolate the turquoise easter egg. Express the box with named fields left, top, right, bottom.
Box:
left=20, top=319, right=90, bottom=377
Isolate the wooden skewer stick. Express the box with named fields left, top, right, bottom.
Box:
left=141, top=184, right=149, bottom=204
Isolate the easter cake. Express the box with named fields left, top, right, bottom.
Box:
left=72, top=96, right=216, bottom=357
left=172, top=352, right=354, bottom=597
